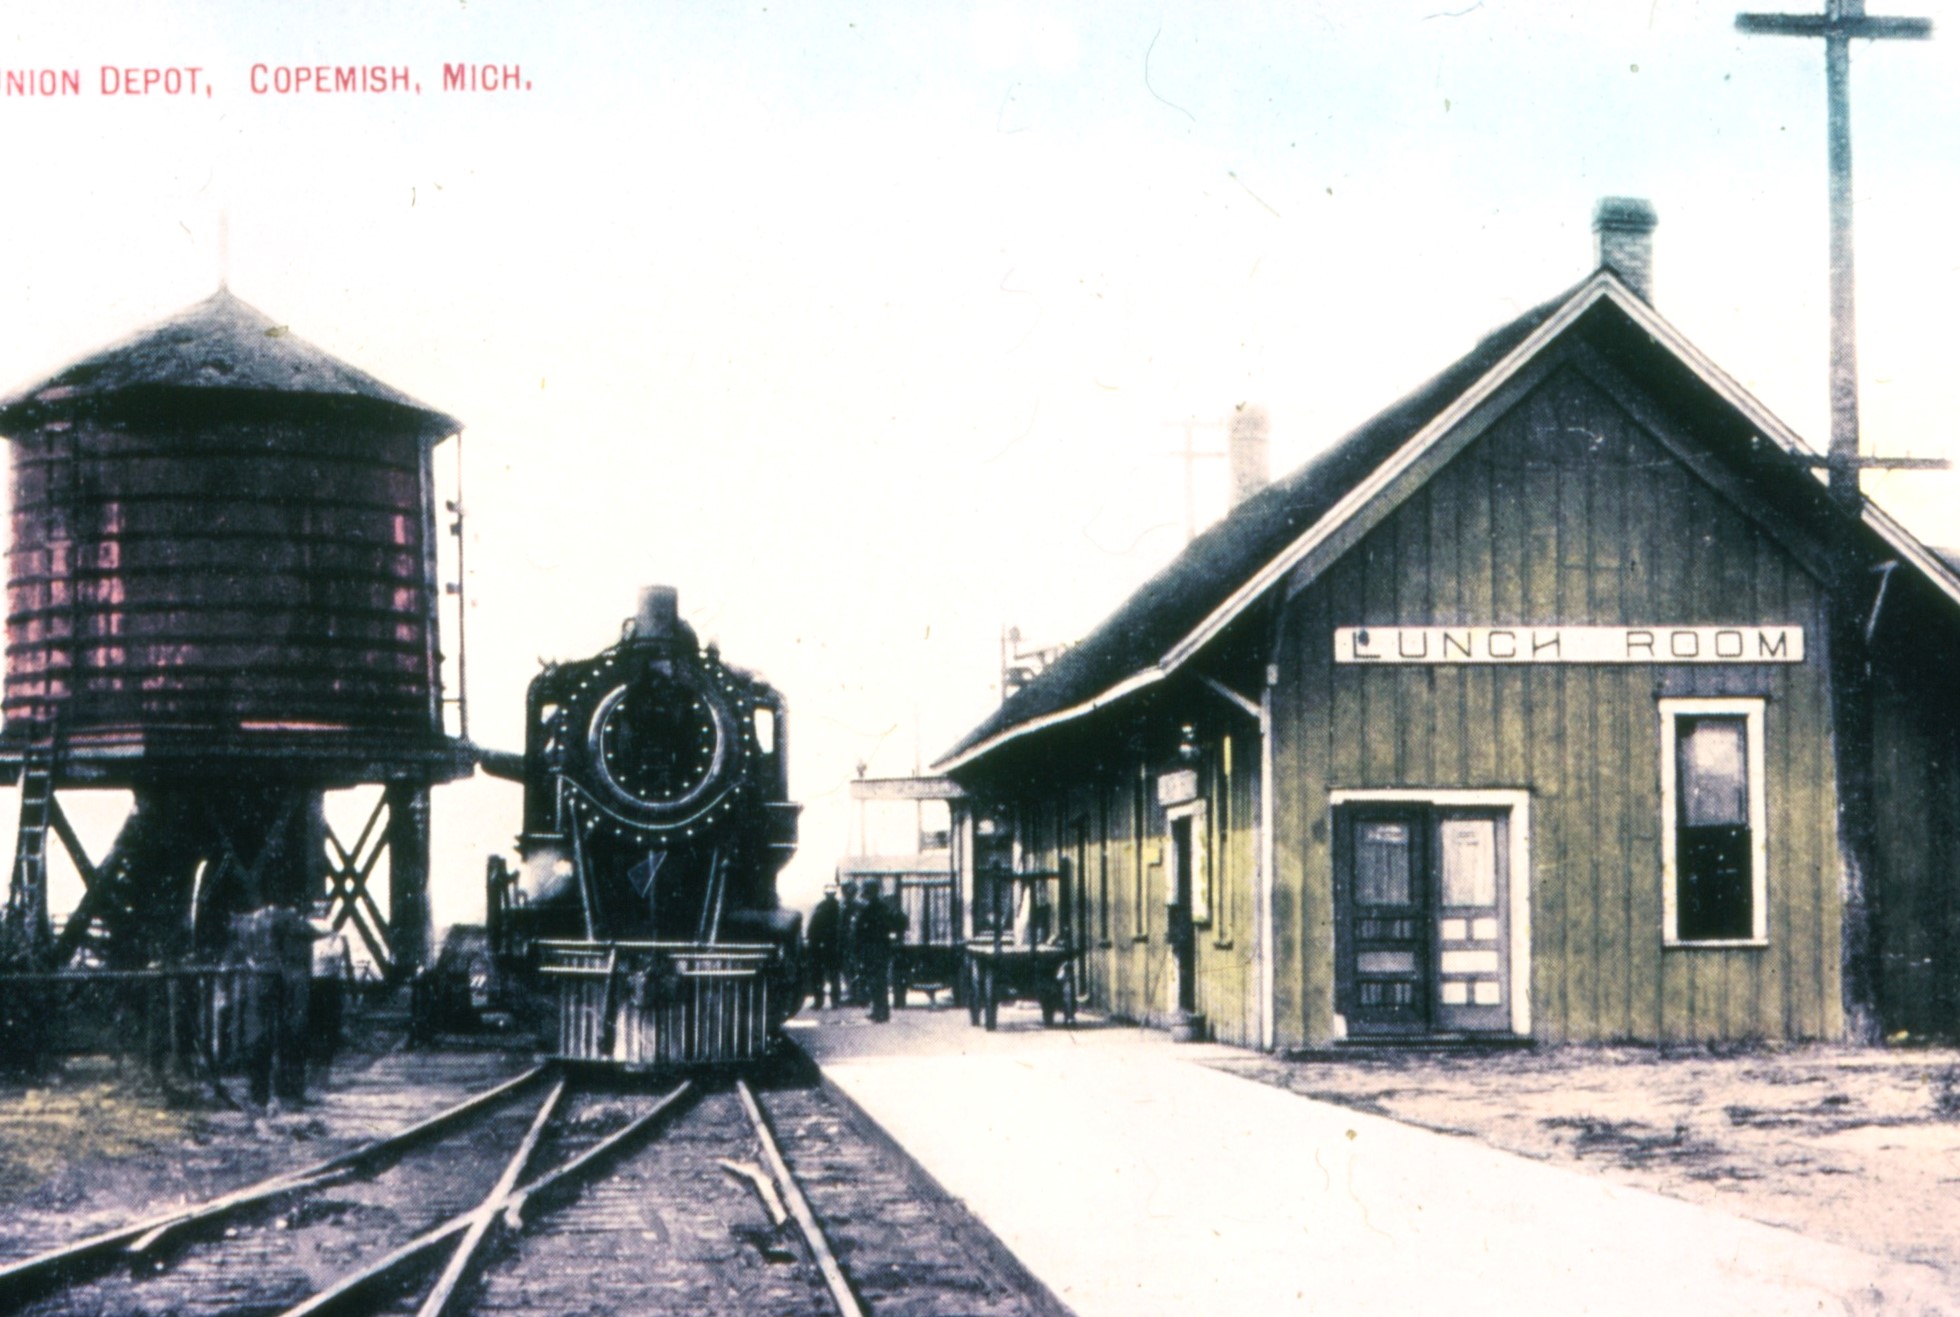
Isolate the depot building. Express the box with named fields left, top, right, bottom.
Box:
left=937, top=200, right=1960, bottom=1048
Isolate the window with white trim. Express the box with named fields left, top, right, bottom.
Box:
left=1660, top=698, right=1767, bottom=945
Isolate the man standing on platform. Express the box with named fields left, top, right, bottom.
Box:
left=862, top=884, right=909, bottom=1023
left=805, top=885, right=843, bottom=1008
left=838, top=880, right=862, bottom=1004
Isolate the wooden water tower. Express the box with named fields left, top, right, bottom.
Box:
left=0, top=289, right=472, bottom=974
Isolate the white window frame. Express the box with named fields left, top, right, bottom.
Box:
left=1659, top=697, right=1769, bottom=948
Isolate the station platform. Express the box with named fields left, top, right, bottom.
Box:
left=791, top=1003, right=1957, bottom=1316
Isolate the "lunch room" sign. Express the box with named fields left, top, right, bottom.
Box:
left=1332, top=625, right=1804, bottom=665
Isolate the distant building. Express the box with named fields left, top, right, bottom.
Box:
left=938, top=201, right=1960, bottom=1048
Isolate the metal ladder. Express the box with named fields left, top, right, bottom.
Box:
left=3, top=728, right=60, bottom=965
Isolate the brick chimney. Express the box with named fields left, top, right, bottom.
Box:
left=1593, top=197, right=1658, bottom=302
left=1229, top=405, right=1269, bottom=509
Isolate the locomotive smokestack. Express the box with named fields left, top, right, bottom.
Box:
left=635, top=586, right=680, bottom=639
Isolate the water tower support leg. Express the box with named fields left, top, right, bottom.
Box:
left=385, top=784, right=432, bottom=978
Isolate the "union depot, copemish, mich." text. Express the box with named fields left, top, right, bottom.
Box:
left=3, top=63, right=531, bottom=98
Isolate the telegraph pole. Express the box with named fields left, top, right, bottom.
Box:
left=1163, top=417, right=1228, bottom=542
left=1736, top=0, right=1934, bottom=507
left=1736, top=0, right=1934, bottom=1044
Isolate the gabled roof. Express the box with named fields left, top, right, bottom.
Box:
left=0, top=288, right=460, bottom=440
left=938, top=270, right=1960, bottom=772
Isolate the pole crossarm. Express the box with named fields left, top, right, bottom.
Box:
left=1736, top=13, right=1931, bottom=38
left=1797, top=454, right=1949, bottom=470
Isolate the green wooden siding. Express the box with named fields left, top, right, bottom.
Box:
left=1271, top=360, right=1844, bottom=1045
left=1867, top=591, right=1960, bottom=1041
left=983, top=715, right=1265, bottom=1045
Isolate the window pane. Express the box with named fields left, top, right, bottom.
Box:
left=1678, top=826, right=1753, bottom=940
left=1679, top=717, right=1747, bottom=827
left=1355, top=822, right=1412, bottom=905
left=1439, top=818, right=1497, bottom=907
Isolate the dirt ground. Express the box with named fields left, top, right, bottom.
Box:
left=9, top=1028, right=1960, bottom=1299
left=1210, top=1043, right=1960, bottom=1281
left=0, top=1014, right=532, bottom=1260
left=0, top=1059, right=355, bottom=1257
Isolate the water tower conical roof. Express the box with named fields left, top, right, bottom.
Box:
left=0, top=288, right=460, bottom=440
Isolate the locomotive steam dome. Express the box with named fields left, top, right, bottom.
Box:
left=0, top=289, right=468, bottom=785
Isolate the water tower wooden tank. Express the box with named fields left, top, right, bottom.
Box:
left=0, top=289, right=472, bottom=972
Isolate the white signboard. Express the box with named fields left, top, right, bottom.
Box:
left=1156, top=769, right=1199, bottom=805
left=1333, top=626, right=1804, bottom=665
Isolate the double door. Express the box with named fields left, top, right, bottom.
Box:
left=1335, top=803, right=1513, bottom=1036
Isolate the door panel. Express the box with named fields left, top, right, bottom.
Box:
left=1432, top=812, right=1509, bottom=1032
left=1340, top=812, right=1429, bottom=1034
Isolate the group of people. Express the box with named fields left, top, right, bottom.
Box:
left=804, top=880, right=910, bottom=1022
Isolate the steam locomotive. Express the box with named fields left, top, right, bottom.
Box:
left=484, top=587, right=802, bottom=1067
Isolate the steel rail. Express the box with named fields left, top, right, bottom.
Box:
left=416, top=1073, right=568, bottom=1317
left=736, top=1079, right=865, bottom=1317
left=0, top=1063, right=549, bottom=1304
left=280, top=1077, right=693, bottom=1317
left=275, top=1207, right=473, bottom=1317
left=129, top=1062, right=551, bottom=1254
left=498, top=1079, right=694, bottom=1228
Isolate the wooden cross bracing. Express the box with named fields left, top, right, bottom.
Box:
left=47, top=797, right=132, bottom=967
left=1736, top=0, right=1938, bottom=504
left=13, top=783, right=414, bottom=973
left=324, top=793, right=396, bottom=975
left=201, top=793, right=304, bottom=914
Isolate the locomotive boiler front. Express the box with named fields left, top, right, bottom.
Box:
left=492, top=587, right=801, bottom=1067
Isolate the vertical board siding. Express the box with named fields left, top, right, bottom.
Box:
left=1869, top=611, right=1960, bottom=1040
left=1203, top=738, right=1261, bottom=1045
left=1275, top=364, right=1842, bottom=1045
left=1033, top=716, right=1266, bottom=1042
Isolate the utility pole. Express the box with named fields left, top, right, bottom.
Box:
left=1737, top=0, right=1934, bottom=1045
left=1736, top=0, right=1935, bottom=506
left=1163, top=417, right=1228, bottom=542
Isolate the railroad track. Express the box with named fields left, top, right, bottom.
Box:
left=0, top=1059, right=1061, bottom=1317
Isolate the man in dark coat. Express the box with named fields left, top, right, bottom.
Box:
left=838, top=880, right=862, bottom=1004
left=229, top=905, right=318, bottom=1105
left=805, top=887, right=843, bottom=1008
left=861, top=885, right=909, bottom=1023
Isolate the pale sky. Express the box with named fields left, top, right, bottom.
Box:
left=3, top=0, right=1959, bottom=926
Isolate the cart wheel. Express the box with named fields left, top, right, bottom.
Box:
left=983, top=967, right=998, bottom=1032
left=966, top=963, right=982, bottom=1025
left=1040, top=989, right=1057, bottom=1028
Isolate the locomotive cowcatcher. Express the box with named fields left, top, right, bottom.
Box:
left=485, top=587, right=801, bottom=1067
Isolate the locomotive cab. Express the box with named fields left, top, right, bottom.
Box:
left=487, top=587, right=801, bottom=1067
